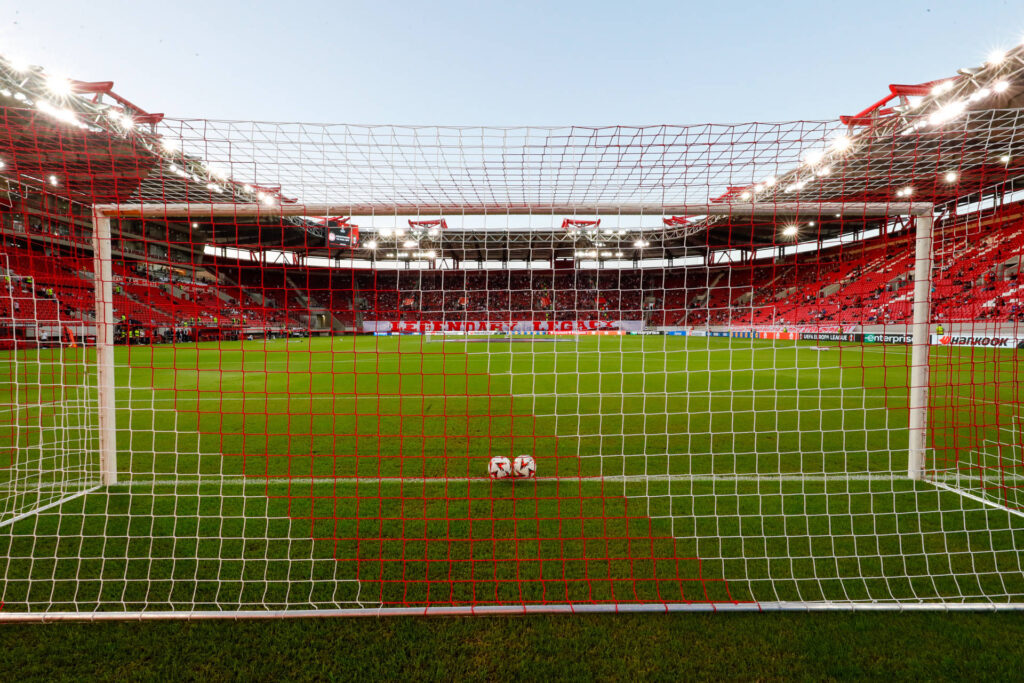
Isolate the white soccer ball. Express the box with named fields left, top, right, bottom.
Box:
left=512, top=455, right=537, bottom=479
left=488, top=456, right=512, bottom=480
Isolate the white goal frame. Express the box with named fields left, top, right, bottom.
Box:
left=93, top=201, right=936, bottom=480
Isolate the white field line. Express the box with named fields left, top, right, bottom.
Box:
left=0, top=394, right=1002, bottom=413
left=4, top=471, right=1012, bottom=493
left=119, top=351, right=871, bottom=371
left=0, top=359, right=896, bottom=373
left=100, top=397, right=903, bottom=408
left=0, top=390, right=1010, bottom=410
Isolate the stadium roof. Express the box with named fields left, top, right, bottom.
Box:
left=3, top=46, right=1024, bottom=263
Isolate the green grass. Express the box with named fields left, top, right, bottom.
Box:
left=1, top=335, right=1023, bottom=614
left=4, top=613, right=1024, bottom=680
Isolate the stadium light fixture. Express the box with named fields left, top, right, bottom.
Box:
left=993, top=80, right=1010, bottom=94
left=6, top=56, right=29, bottom=73
left=968, top=87, right=991, bottom=102
left=633, top=239, right=650, bottom=248
left=929, top=100, right=967, bottom=126
left=802, top=149, right=826, bottom=166
left=1001, top=154, right=1011, bottom=164
left=816, top=166, right=831, bottom=177
left=782, top=225, right=799, bottom=238
left=427, top=228, right=440, bottom=237
left=987, top=49, right=1007, bottom=66
left=380, top=229, right=392, bottom=238
left=36, top=101, right=78, bottom=126
left=402, top=240, right=416, bottom=249
left=944, top=171, right=958, bottom=183
left=830, top=135, right=852, bottom=152
left=161, top=138, right=179, bottom=153
left=931, top=80, right=955, bottom=96
left=261, top=195, right=276, bottom=206
left=0, top=159, right=5, bottom=169
left=48, top=174, right=58, bottom=186
left=45, top=74, right=72, bottom=97
left=365, top=240, right=377, bottom=249
left=763, top=176, right=777, bottom=187
left=740, top=191, right=752, bottom=201
left=614, top=251, right=624, bottom=257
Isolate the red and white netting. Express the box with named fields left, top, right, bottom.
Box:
left=1, top=102, right=1023, bottom=616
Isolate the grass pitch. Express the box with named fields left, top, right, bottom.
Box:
left=1, top=335, right=1023, bottom=613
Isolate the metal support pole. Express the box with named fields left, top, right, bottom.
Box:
left=908, top=214, right=933, bottom=480
left=91, top=211, right=117, bottom=486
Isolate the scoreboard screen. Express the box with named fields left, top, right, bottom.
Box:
left=325, top=222, right=359, bottom=248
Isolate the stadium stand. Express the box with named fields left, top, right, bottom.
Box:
left=4, top=200, right=1024, bottom=337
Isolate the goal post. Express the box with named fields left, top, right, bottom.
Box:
left=90, top=211, right=117, bottom=487
left=907, top=214, right=933, bottom=480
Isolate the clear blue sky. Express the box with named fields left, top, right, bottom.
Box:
left=2, top=0, right=1023, bottom=125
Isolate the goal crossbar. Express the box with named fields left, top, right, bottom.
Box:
left=94, top=201, right=934, bottom=219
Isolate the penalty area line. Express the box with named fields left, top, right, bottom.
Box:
left=84, top=472, right=938, bottom=491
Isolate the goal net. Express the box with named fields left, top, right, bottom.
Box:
left=2, top=102, right=1024, bottom=617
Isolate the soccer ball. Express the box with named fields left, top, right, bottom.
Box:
left=512, top=455, right=537, bottom=479
left=488, top=456, right=512, bottom=480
